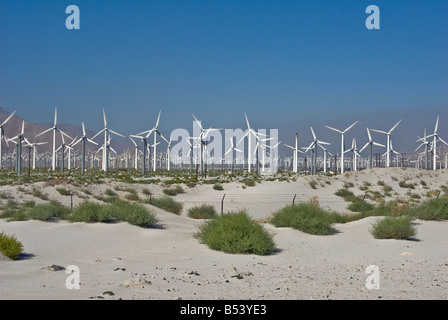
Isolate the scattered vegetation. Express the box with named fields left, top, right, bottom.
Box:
left=162, top=185, right=185, bottom=196
left=149, top=196, right=183, bottom=214
left=195, top=210, right=275, bottom=255
left=0, top=232, right=23, bottom=260
left=187, top=204, right=218, bottom=219
left=371, top=216, right=416, bottom=240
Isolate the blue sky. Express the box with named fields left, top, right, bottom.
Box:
left=1, top=0, right=447, bottom=157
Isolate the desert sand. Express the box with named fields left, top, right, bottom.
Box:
left=0, top=167, right=447, bottom=300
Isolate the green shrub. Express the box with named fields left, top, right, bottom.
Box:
left=187, top=204, right=218, bottom=219
left=107, top=200, right=157, bottom=227
left=335, top=189, right=357, bottom=202
left=347, top=199, right=375, bottom=213
left=56, top=187, right=71, bottom=196
left=26, top=200, right=70, bottom=221
left=195, top=210, right=275, bottom=255
left=104, top=188, right=118, bottom=197
left=0, top=232, right=23, bottom=260
left=149, top=196, right=183, bottom=214
left=371, top=216, right=416, bottom=240
left=309, top=180, right=317, bottom=189
left=68, top=201, right=111, bottom=223
left=242, top=179, right=256, bottom=187
left=162, top=185, right=185, bottom=196
left=270, top=203, right=336, bottom=235
left=213, top=184, right=224, bottom=191
left=407, top=197, right=448, bottom=220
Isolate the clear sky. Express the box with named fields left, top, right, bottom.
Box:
left=1, top=0, right=447, bottom=157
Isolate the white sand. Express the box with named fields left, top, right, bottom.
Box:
left=0, top=168, right=447, bottom=300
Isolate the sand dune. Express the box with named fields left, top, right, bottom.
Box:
left=0, top=168, right=447, bottom=300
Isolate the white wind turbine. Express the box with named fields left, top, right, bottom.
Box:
left=284, top=133, right=303, bottom=173
left=325, top=121, right=358, bottom=174
left=129, top=136, right=140, bottom=170
left=359, top=128, right=385, bottom=169
left=236, top=113, right=268, bottom=174
left=225, top=137, right=243, bottom=174
left=136, top=111, right=167, bottom=172
left=192, top=114, right=221, bottom=176
left=72, top=122, right=98, bottom=175
left=36, top=107, right=72, bottom=171
left=370, top=119, right=401, bottom=168
left=305, top=127, right=330, bottom=175
left=91, top=109, right=125, bottom=172
left=24, top=140, right=48, bottom=169
left=426, top=116, right=448, bottom=171
left=0, top=110, right=16, bottom=170
left=344, top=138, right=361, bottom=171
left=9, top=120, right=26, bottom=174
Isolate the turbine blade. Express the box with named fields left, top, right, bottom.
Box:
left=366, top=128, right=372, bottom=141
left=389, top=119, right=402, bottom=133
left=155, top=110, right=161, bottom=128
left=109, top=129, right=125, bottom=138
left=82, top=122, right=86, bottom=136
left=54, top=107, right=58, bottom=126
left=373, top=142, right=385, bottom=148
left=1, top=110, right=16, bottom=126
left=244, top=113, right=251, bottom=129
left=310, top=127, right=316, bottom=140
left=434, top=115, right=439, bottom=134
left=103, top=109, right=107, bottom=127
left=344, top=121, right=358, bottom=133
left=325, top=125, right=342, bottom=134
left=36, top=127, right=53, bottom=137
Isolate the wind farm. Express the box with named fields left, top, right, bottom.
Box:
left=0, top=0, right=447, bottom=304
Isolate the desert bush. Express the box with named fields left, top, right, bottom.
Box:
left=104, top=189, right=118, bottom=197
left=68, top=201, right=111, bottom=223
left=347, top=199, right=375, bottom=213
left=187, top=204, right=218, bottom=219
left=0, top=232, right=23, bottom=260
left=107, top=200, right=157, bottom=227
left=149, top=196, right=183, bottom=214
left=195, top=210, right=275, bottom=255
left=26, top=200, right=70, bottom=221
left=56, top=187, right=71, bottom=196
left=163, top=185, right=185, bottom=196
left=242, top=179, right=256, bottom=187
left=335, top=189, right=358, bottom=202
left=213, top=184, right=224, bottom=191
left=270, top=203, right=336, bottom=235
left=308, top=180, right=317, bottom=189
left=407, top=197, right=448, bottom=220
left=371, top=216, right=416, bottom=240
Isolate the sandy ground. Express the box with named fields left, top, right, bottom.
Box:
left=0, top=167, right=447, bottom=300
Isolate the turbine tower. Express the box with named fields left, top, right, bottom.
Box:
left=192, top=114, right=221, bottom=176
left=370, top=119, right=401, bottom=168
left=284, top=133, right=303, bottom=173
left=325, top=121, right=358, bottom=174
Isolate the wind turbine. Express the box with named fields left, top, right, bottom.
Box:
left=305, top=127, right=330, bottom=175
left=24, top=140, right=48, bottom=169
left=72, top=122, right=98, bottom=175
left=130, top=130, right=151, bottom=175
left=427, top=116, right=448, bottom=171
left=359, top=128, right=385, bottom=169
left=91, top=109, right=125, bottom=172
left=225, top=137, right=243, bottom=174
left=0, top=110, right=16, bottom=170
left=383, top=139, right=401, bottom=167
left=370, top=119, right=401, bottom=168
left=9, top=120, right=26, bottom=174
left=36, top=107, right=72, bottom=171
left=136, top=111, right=167, bottom=172
left=344, top=138, right=361, bottom=171
left=325, top=121, right=358, bottom=174
left=284, top=133, right=303, bottom=173
left=192, top=114, right=221, bottom=176
left=415, top=128, right=431, bottom=170
left=129, top=136, right=140, bottom=170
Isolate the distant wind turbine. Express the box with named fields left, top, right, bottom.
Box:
left=36, top=107, right=72, bottom=171
left=359, top=128, right=385, bottom=169
left=91, top=109, right=124, bottom=172
left=0, top=110, right=16, bottom=170
left=325, top=121, right=358, bottom=174
left=72, top=122, right=98, bottom=175
left=370, top=119, right=401, bottom=168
